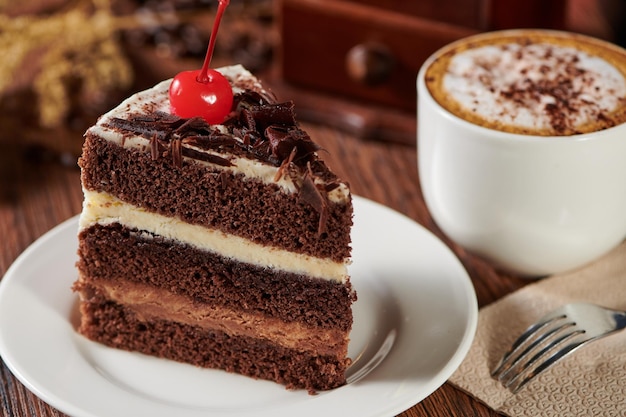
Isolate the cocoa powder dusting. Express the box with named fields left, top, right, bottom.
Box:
left=439, top=39, right=626, bottom=136
left=495, top=45, right=616, bottom=134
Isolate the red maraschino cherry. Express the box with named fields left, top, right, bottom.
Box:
left=169, top=0, right=233, bottom=124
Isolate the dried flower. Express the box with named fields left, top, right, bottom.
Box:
left=0, top=0, right=133, bottom=127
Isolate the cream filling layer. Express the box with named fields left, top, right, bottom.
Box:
left=79, top=190, right=348, bottom=282
left=77, top=277, right=348, bottom=356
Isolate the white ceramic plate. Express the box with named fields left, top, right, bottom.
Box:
left=0, top=196, right=477, bottom=417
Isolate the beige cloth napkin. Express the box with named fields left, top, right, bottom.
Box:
left=449, top=242, right=626, bottom=416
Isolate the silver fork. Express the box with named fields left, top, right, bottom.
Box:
left=491, top=302, right=626, bottom=394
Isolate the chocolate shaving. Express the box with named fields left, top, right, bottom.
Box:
left=181, top=148, right=233, bottom=167
left=184, top=133, right=239, bottom=149
left=274, top=146, right=297, bottom=182
left=325, top=182, right=341, bottom=192
left=173, top=117, right=214, bottom=136
left=231, top=90, right=273, bottom=110
left=134, top=110, right=182, bottom=124
left=171, top=138, right=182, bottom=168
left=110, top=118, right=168, bottom=141
left=299, top=162, right=329, bottom=236
left=150, top=134, right=159, bottom=160
left=266, top=126, right=320, bottom=163
left=240, top=108, right=257, bottom=131
left=250, top=102, right=297, bottom=132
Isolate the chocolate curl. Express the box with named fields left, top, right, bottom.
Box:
left=299, top=162, right=328, bottom=236
left=274, top=146, right=297, bottom=182
left=265, top=125, right=320, bottom=165
left=251, top=101, right=297, bottom=131
left=173, top=116, right=213, bottom=136
left=240, top=108, right=257, bottom=131
left=110, top=117, right=170, bottom=140
left=171, top=138, right=182, bottom=168
left=150, top=134, right=160, bottom=160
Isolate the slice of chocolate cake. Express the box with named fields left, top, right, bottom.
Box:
left=73, top=64, right=356, bottom=392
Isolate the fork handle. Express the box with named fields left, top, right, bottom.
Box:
left=614, top=311, right=626, bottom=330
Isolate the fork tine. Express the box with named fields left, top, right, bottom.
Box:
left=492, top=303, right=626, bottom=394
left=491, top=312, right=568, bottom=377
left=493, top=320, right=575, bottom=381
left=506, top=336, right=586, bottom=393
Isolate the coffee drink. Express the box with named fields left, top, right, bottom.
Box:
left=424, top=30, right=626, bottom=136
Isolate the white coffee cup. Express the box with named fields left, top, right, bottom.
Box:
left=417, top=29, right=626, bottom=277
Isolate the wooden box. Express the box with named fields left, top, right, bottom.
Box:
left=276, top=0, right=567, bottom=141
left=278, top=0, right=478, bottom=112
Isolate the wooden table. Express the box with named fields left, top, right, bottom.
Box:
left=0, top=121, right=531, bottom=416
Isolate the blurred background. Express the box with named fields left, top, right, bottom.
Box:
left=2, top=3, right=624, bottom=416
left=0, top=0, right=624, bottom=173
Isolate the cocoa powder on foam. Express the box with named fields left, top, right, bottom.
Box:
left=425, top=32, right=626, bottom=136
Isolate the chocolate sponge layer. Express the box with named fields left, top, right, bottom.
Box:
left=77, top=223, right=355, bottom=331
left=79, top=135, right=352, bottom=261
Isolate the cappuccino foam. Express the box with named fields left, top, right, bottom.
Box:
left=425, top=32, right=626, bottom=135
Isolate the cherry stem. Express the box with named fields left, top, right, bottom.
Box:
left=197, top=0, right=230, bottom=84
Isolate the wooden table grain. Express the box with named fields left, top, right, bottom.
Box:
left=0, top=122, right=531, bottom=417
